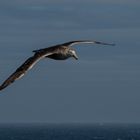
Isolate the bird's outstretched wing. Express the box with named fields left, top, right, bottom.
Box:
left=33, top=40, right=115, bottom=53
left=0, top=52, right=54, bottom=91
left=61, top=40, right=115, bottom=47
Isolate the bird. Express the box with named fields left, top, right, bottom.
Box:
left=0, top=40, right=115, bottom=91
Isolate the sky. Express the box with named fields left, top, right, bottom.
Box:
left=0, top=0, right=140, bottom=123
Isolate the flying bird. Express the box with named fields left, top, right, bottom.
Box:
left=0, top=40, right=115, bottom=91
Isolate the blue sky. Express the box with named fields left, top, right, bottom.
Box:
left=0, top=0, right=140, bottom=123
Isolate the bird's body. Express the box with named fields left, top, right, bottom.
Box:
left=45, top=47, right=73, bottom=60
left=33, top=45, right=77, bottom=60
left=0, top=40, right=115, bottom=91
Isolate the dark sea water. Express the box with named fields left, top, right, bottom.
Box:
left=0, top=123, right=140, bottom=140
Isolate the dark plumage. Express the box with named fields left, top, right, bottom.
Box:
left=0, top=40, right=115, bottom=91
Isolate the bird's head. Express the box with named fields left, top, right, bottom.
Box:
left=68, top=49, right=78, bottom=60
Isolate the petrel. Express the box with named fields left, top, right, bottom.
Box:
left=0, top=40, right=115, bottom=91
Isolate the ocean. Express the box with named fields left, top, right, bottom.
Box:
left=0, top=123, right=140, bottom=140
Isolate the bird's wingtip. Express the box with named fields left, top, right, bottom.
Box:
left=0, top=85, right=4, bottom=91
left=111, top=43, right=116, bottom=46
left=95, top=41, right=116, bottom=46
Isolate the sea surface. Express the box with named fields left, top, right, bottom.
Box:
left=0, top=123, right=140, bottom=140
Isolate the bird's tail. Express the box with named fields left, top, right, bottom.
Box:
left=32, top=50, right=38, bottom=53
left=32, top=49, right=42, bottom=53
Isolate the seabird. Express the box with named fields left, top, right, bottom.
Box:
left=0, top=40, right=115, bottom=91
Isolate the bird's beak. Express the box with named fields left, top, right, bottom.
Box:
left=73, top=54, right=78, bottom=60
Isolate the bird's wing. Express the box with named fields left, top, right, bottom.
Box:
left=62, top=40, right=115, bottom=47
left=0, top=52, right=54, bottom=91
